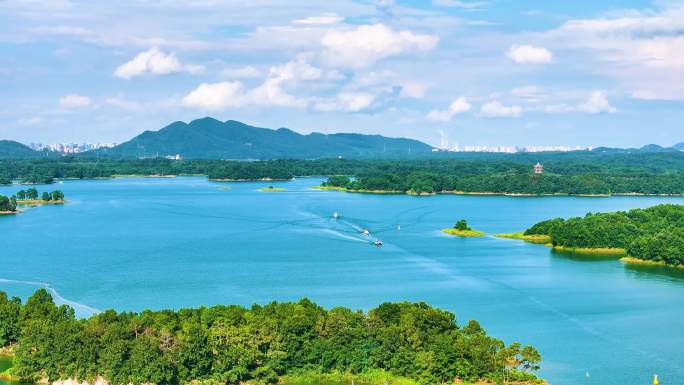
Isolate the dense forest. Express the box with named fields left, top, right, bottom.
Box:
left=524, top=204, right=684, bottom=266
left=2, top=151, right=684, bottom=195
left=0, top=290, right=542, bottom=385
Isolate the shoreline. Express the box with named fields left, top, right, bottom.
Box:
left=311, top=186, right=404, bottom=194
left=551, top=245, right=627, bottom=257
left=210, top=177, right=294, bottom=182
left=311, top=187, right=683, bottom=197
left=16, top=200, right=65, bottom=205
left=495, top=232, right=552, bottom=244
left=620, top=256, right=684, bottom=269
left=441, top=228, right=486, bottom=237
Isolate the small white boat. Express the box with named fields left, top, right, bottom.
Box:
left=332, top=212, right=339, bottom=219
left=373, top=241, right=383, bottom=247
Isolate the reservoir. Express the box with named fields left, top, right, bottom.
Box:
left=1, top=177, right=683, bottom=385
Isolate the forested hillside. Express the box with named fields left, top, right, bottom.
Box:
left=0, top=290, right=542, bottom=385
left=93, top=118, right=433, bottom=159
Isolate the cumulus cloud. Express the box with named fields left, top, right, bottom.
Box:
left=220, top=66, right=261, bottom=79
left=292, top=13, right=343, bottom=25
left=182, top=59, right=323, bottom=110
left=426, top=97, right=471, bottom=121
left=579, top=90, right=616, bottom=114
left=59, top=94, right=92, bottom=108
left=543, top=90, right=616, bottom=114
left=321, top=24, right=438, bottom=68
left=508, top=45, right=553, bottom=64
left=480, top=100, right=522, bottom=118
left=114, top=47, right=204, bottom=79
left=249, top=59, right=321, bottom=108
left=182, top=81, right=245, bottom=110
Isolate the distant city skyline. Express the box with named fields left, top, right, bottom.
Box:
left=1, top=1, right=683, bottom=147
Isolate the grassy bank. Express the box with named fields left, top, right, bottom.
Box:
left=495, top=232, right=551, bottom=244
left=211, top=178, right=293, bottom=182
left=0, top=348, right=18, bottom=383
left=311, top=186, right=404, bottom=194
left=441, top=228, right=486, bottom=237
left=552, top=246, right=627, bottom=257
left=620, top=257, right=684, bottom=269
left=260, top=187, right=287, bottom=192
left=16, top=200, right=64, bottom=205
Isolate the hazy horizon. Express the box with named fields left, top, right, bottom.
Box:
left=1, top=0, right=683, bottom=148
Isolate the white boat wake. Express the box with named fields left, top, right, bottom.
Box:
left=0, top=278, right=101, bottom=317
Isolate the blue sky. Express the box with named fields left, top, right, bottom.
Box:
left=1, top=0, right=683, bottom=147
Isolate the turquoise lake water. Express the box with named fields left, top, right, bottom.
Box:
left=2, top=177, right=684, bottom=385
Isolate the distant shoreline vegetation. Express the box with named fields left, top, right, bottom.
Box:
left=3, top=154, right=684, bottom=196
left=502, top=204, right=684, bottom=267
left=0, top=289, right=544, bottom=385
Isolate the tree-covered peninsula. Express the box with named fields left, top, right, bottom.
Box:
left=519, top=204, right=684, bottom=266
left=0, top=290, right=543, bottom=385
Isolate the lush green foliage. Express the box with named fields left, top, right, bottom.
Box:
left=454, top=220, right=470, bottom=231
left=1, top=290, right=541, bottom=385
left=4, top=152, right=684, bottom=195
left=0, top=195, right=17, bottom=212
left=524, top=204, right=684, bottom=265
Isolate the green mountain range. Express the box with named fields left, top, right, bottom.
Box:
left=95, top=117, right=433, bottom=159
left=0, top=140, right=43, bottom=159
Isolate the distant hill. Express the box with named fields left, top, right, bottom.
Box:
left=673, top=142, right=684, bottom=151
left=592, top=144, right=680, bottom=154
left=0, top=140, right=41, bottom=158
left=94, top=118, right=433, bottom=159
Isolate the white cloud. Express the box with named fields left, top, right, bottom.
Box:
left=220, top=66, right=261, bottom=79
left=432, top=0, right=488, bottom=9
left=321, top=24, right=438, bottom=68
left=508, top=45, right=553, bottom=64
left=426, top=97, right=471, bottom=121
left=292, top=13, right=343, bottom=25
left=543, top=90, right=616, bottom=114
left=314, top=92, right=376, bottom=112
left=480, top=100, right=522, bottom=118
left=59, top=94, right=92, bottom=108
left=114, top=47, right=204, bottom=79
left=18, top=116, right=44, bottom=125
left=578, top=91, right=616, bottom=114
left=249, top=59, right=321, bottom=108
left=182, top=81, right=245, bottom=110
left=182, top=59, right=322, bottom=110
left=547, top=7, right=684, bottom=100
